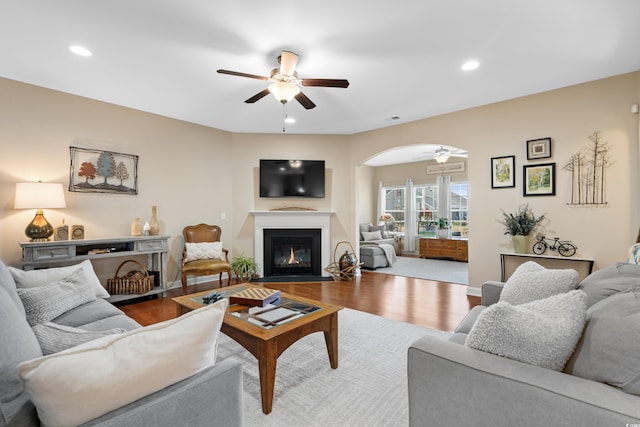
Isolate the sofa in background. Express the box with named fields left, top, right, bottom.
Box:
left=408, top=262, right=640, bottom=427
left=0, top=260, right=243, bottom=427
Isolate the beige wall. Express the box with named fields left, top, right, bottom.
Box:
left=0, top=78, right=233, bottom=286
left=1, top=72, right=638, bottom=292
left=350, top=72, right=640, bottom=288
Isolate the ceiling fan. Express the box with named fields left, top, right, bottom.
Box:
left=217, top=50, right=349, bottom=110
left=416, top=146, right=468, bottom=163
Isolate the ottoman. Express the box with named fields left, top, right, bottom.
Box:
left=360, top=245, right=388, bottom=270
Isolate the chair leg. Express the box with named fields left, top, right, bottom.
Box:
left=181, top=273, right=187, bottom=295
left=227, top=269, right=232, bottom=286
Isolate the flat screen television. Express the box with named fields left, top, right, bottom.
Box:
left=260, top=159, right=325, bottom=198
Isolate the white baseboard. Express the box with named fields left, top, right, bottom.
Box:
left=167, top=273, right=231, bottom=290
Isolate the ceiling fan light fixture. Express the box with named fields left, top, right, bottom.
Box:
left=268, top=82, right=300, bottom=103
left=433, top=152, right=450, bottom=163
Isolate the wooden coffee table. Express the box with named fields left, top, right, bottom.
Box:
left=172, top=283, right=342, bottom=414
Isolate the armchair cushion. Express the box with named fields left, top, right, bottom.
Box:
left=465, top=290, right=587, bottom=371
left=184, top=241, right=225, bottom=262
left=499, top=261, right=579, bottom=305
left=17, top=299, right=228, bottom=427
left=362, top=230, right=383, bottom=241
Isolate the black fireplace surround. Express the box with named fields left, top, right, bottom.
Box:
left=263, top=228, right=322, bottom=277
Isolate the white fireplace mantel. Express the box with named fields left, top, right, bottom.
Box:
left=250, top=210, right=334, bottom=277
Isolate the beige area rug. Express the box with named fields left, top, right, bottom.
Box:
left=216, top=308, right=450, bottom=427
left=368, top=256, right=469, bottom=285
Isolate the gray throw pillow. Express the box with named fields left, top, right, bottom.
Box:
left=577, top=263, right=640, bottom=308
left=500, top=261, right=579, bottom=305
left=359, top=223, right=371, bottom=240
left=17, top=268, right=96, bottom=326
left=465, top=290, right=587, bottom=371
left=369, top=225, right=387, bottom=238
left=362, top=230, right=382, bottom=241
left=32, top=322, right=126, bottom=355
left=564, top=290, right=640, bottom=395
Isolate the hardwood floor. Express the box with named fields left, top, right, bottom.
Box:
left=119, top=271, right=481, bottom=333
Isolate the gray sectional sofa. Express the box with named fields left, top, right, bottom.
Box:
left=408, top=262, right=640, bottom=427
left=0, top=260, right=243, bottom=427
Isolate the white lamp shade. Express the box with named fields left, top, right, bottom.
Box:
left=268, top=82, right=301, bottom=103
left=15, top=182, right=66, bottom=209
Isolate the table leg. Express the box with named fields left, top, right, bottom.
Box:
left=324, top=312, right=339, bottom=369
left=258, top=340, right=278, bottom=414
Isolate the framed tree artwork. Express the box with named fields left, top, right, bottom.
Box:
left=491, top=155, right=515, bottom=188
left=69, top=146, right=138, bottom=194
left=523, top=162, right=555, bottom=196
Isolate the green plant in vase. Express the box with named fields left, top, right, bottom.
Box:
left=230, top=253, right=260, bottom=283
left=500, top=204, right=545, bottom=253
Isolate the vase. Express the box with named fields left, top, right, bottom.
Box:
left=512, top=235, right=530, bottom=254
left=131, top=218, right=142, bottom=236
left=149, top=205, right=160, bottom=235
left=437, top=228, right=450, bottom=239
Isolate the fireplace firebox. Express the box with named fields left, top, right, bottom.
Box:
left=263, top=228, right=322, bottom=277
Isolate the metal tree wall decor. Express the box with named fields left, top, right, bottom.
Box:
left=563, top=131, right=612, bottom=206
left=69, top=146, right=138, bottom=194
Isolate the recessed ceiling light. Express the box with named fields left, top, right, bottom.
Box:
left=284, top=117, right=295, bottom=124
left=69, top=45, right=92, bottom=57
left=461, top=60, right=479, bottom=71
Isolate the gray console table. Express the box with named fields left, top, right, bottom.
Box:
left=20, top=236, right=169, bottom=303
left=500, top=252, right=594, bottom=282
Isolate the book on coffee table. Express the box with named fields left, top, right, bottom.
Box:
left=229, top=288, right=281, bottom=307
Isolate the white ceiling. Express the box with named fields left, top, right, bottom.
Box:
left=1, top=0, right=639, bottom=140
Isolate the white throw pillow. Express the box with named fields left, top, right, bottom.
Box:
left=361, top=230, right=382, bottom=241
left=17, top=268, right=97, bottom=326
left=17, top=298, right=228, bottom=427
left=465, top=290, right=587, bottom=371
left=499, top=261, right=579, bottom=305
left=185, top=241, right=225, bottom=262
left=9, top=259, right=110, bottom=299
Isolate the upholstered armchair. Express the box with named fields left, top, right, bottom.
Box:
left=181, top=224, right=231, bottom=295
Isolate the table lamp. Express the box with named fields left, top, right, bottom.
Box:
left=15, top=182, right=67, bottom=241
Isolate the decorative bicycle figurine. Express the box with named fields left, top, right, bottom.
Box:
left=532, top=233, right=577, bottom=257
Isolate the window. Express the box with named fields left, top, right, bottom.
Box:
left=381, top=182, right=468, bottom=238
left=415, top=185, right=438, bottom=237
left=382, top=187, right=405, bottom=232
left=450, top=182, right=468, bottom=237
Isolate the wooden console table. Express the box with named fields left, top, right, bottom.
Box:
left=419, top=237, right=468, bottom=262
left=500, top=252, right=594, bottom=282
left=20, top=236, right=169, bottom=303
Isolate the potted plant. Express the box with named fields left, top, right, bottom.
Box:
left=230, top=253, right=260, bottom=283
left=500, top=204, right=545, bottom=253
left=437, top=217, right=450, bottom=239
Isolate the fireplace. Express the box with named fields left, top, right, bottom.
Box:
left=263, top=229, right=322, bottom=277
left=251, top=210, right=333, bottom=278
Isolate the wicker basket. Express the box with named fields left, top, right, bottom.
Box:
left=106, top=259, right=154, bottom=294
left=324, top=241, right=362, bottom=281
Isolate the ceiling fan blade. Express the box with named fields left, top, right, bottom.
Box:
left=217, top=69, right=269, bottom=81
left=245, top=89, right=271, bottom=103
left=295, top=92, right=316, bottom=109
left=301, top=78, right=349, bottom=88
left=279, top=51, right=298, bottom=76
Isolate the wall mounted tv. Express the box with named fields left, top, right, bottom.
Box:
left=260, top=159, right=325, bottom=198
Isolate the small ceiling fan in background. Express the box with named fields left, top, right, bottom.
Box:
left=415, top=146, right=468, bottom=163
left=217, top=50, right=349, bottom=110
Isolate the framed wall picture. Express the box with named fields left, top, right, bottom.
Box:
left=523, top=162, right=556, bottom=196
left=491, top=155, right=515, bottom=188
left=526, top=137, right=552, bottom=160
left=69, top=146, right=138, bottom=194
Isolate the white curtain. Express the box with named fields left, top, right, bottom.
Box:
left=437, top=175, right=451, bottom=220
left=377, top=181, right=384, bottom=224
left=404, top=179, right=416, bottom=252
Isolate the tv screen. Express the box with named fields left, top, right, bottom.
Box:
left=260, top=159, right=325, bottom=198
